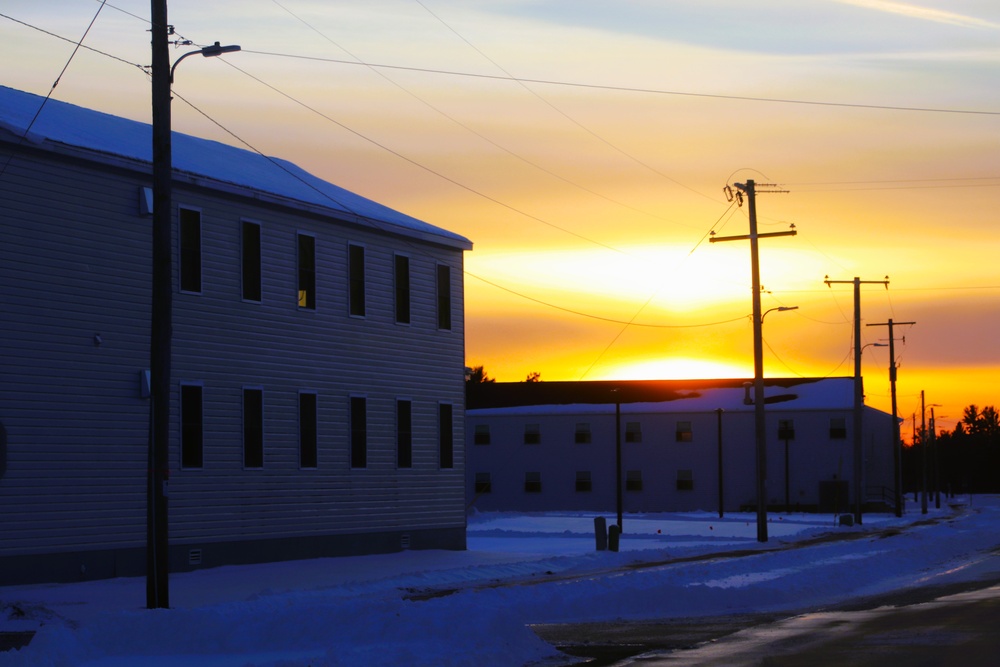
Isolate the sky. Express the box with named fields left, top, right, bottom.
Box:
left=0, top=499, right=996, bottom=665
left=3, top=0, right=999, bottom=439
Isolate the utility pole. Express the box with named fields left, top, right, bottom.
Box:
left=867, top=318, right=915, bottom=518
left=149, top=0, right=172, bottom=610
left=824, top=276, right=889, bottom=525
left=711, top=179, right=796, bottom=542
left=921, top=390, right=928, bottom=514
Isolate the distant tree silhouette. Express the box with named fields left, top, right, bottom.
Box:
left=524, top=371, right=541, bottom=383
left=932, top=404, right=1000, bottom=494
left=465, top=365, right=494, bottom=384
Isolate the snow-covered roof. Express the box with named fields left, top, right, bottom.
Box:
left=468, top=377, right=869, bottom=416
left=0, top=85, right=471, bottom=249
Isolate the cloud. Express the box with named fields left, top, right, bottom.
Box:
left=832, top=0, right=1000, bottom=29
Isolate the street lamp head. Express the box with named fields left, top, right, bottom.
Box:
left=170, top=42, right=241, bottom=82
left=201, top=42, right=241, bottom=57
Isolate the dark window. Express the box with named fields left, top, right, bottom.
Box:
left=625, top=421, right=642, bottom=443
left=575, top=471, right=592, bottom=493
left=677, top=469, right=694, bottom=491
left=243, top=388, right=264, bottom=469
left=676, top=421, right=693, bottom=442
left=474, top=424, right=491, bottom=445
left=394, top=254, right=410, bottom=324
left=830, top=417, right=847, bottom=439
left=180, top=384, right=203, bottom=469
left=437, top=264, right=452, bottom=330
left=475, top=472, right=492, bottom=494
left=299, top=392, right=318, bottom=468
left=778, top=419, right=795, bottom=441
left=439, top=403, right=454, bottom=469
left=575, top=422, right=592, bottom=444
left=350, top=396, right=367, bottom=469
left=298, top=234, right=315, bottom=309
left=524, top=423, right=541, bottom=445
left=242, top=221, right=261, bottom=301
left=524, top=471, right=542, bottom=493
left=397, top=400, right=413, bottom=469
left=349, top=244, right=366, bottom=317
left=626, top=470, right=643, bottom=491
left=179, top=208, right=201, bottom=293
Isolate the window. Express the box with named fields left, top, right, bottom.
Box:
left=243, top=388, right=264, bottom=469
left=242, top=221, right=261, bottom=302
left=299, top=392, right=317, bottom=469
left=437, top=264, right=452, bottom=330
left=180, top=384, right=203, bottom=469
left=524, top=423, right=541, bottom=445
left=397, top=400, right=413, bottom=469
left=474, top=424, right=491, bottom=445
left=394, top=254, right=410, bottom=324
left=524, top=471, right=542, bottom=493
left=676, top=421, right=693, bottom=442
left=575, top=471, right=592, bottom=493
left=350, top=396, right=367, bottom=468
left=349, top=244, right=365, bottom=317
left=475, top=472, right=492, bottom=494
left=574, top=423, right=592, bottom=444
left=179, top=207, right=202, bottom=293
left=677, top=469, right=694, bottom=491
left=830, top=417, right=847, bottom=439
left=625, top=421, right=642, bottom=443
left=626, top=470, right=643, bottom=492
left=439, top=403, right=454, bottom=469
left=778, top=419, right=795, bottom=441
left=297, top=234, right=315, bottom=309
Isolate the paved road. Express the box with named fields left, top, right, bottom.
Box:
left=537, top=577, right=1000, bottom=666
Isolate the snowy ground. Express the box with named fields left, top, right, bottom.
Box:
left=2, top=497, right=999, bottom=667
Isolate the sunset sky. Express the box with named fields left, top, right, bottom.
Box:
left=4, top=0, right=999, bottom=441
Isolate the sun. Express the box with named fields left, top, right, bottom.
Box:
left=598, top=357, right=751, bottom=381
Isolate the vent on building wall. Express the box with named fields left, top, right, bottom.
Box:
left=188, top=549, right=203, bottom=566
left=400, top=534, right=411, bottom=550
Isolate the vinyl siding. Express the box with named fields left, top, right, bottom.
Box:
left=0, top=136, right=467, bottom=566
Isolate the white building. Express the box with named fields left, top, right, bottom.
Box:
left=0, top=86, right=472, bottom=585
left=466, top=378, right=897, bottom=515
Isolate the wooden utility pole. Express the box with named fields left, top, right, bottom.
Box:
left=824, top=276, right=889, bottom=525
left=711, top=179, right=796, bottom=542
left=867, top=318, right=915, bottom=518
left=149, top=0, right=172, bottom=610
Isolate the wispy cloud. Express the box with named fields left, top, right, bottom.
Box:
left=833, top=0, right=1000, bottom=29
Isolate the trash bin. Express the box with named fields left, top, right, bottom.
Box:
left=594, top=517, right=607, bottom=551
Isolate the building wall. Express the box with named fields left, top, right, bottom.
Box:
left=0, top=137, right=467, bottom=583
left=467, top=404, right=894, bottom=515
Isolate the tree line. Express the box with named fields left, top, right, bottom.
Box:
left=902, top=404, right=1000, bottom=494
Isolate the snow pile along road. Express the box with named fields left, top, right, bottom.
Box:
left=2, top=498, right=999, bottom=667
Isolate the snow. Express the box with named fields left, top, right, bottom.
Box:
left=0, top=86, right=470, bottom=248
left=468, top=377, right=858, bottom=417
left=3, top=497, right=999, bottom=667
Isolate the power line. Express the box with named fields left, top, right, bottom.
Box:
left=269, top=0, right=698, bottom=230
left=466, top=271, right=750, bottom=329
left=239, top=49, right=1000, bottom=117
left=0, top=3, right=114, bottom=180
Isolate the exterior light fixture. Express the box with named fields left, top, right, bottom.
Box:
left=170, top=42, right=241, bottom=82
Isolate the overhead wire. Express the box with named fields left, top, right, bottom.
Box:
left=238, top=49, right=1000, bottom=117
left=0, top=3, right=113, bottom=179
left=269, top=0, right=695, bottom=230
left=412, top=0, right=720, bottom=204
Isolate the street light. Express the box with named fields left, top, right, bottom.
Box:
left=762, top=305, right=799, bottom=322
left=149, top=1, right=240, bottom=609
left=170, top=42, right=242, bottom=82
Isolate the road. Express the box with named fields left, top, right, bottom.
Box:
left=536, top=577, right=1000, bottom=666
left=532, top=512, right=1000, bottom=666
